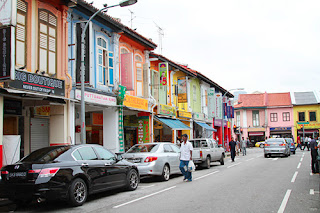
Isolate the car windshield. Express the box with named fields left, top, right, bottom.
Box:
left=127, top=144, right=159, bottom=153
left=20, top=146, right=70, bottom=163
left=285, top=138, right=293, bottom=143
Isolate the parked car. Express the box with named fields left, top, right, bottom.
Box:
left=255, top=141, right=266, bottom=148
left=285, top=138, right=296, bottom=154
left=0, top=144, right=139, bottom=207
left=189, top=138, right=225, bottom=169
left=264, top=138, right=291, bottom=158
left=122, top=143, right=181, bottom=181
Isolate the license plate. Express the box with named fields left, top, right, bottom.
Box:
left=9, top=172, right=26, bottom=178
left=128, top=158, right=141, bottom=163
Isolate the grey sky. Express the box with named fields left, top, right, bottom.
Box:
left=93, top=0, right=320, bottom=94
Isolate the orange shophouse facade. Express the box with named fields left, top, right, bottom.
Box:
left=119, top=30, right=157, bottom=151
left=0, top=0, right=73, bottom=168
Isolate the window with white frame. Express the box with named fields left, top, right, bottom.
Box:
left=270, top=113, right=278, bottom=122
left=16, top=0, right=28, bottom=68
left=283, top=112, right=290, bottom=121
left=97, top=37, right=114, bottom=86
left=236, top=111, right=240, bottom=126
left=252, top=110, right=260, bottom=127
left=38, top=9, right=57, bottom=75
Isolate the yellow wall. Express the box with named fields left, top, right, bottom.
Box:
left=172, top=71, right=188, bottom=111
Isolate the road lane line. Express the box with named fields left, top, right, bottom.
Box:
left=272, top=158, right=278, bottom=161
left=246, top=158, right=254, bottom=162
left=278, top=189, right=292, bottom=213
left=297, top=163, right=301, bottom=169
left=291, top=171, right=298, bottom=183
left=113, top=186, right=176, bottom=209
left=194, top=170, right=219, bottom=180
left=300, top=157, right=303, bottom=162
left=227, top=162, right=241, bottom=168
left=310, top=189, right=315, bottom=195
left=139, top=184, right=155, bottom=189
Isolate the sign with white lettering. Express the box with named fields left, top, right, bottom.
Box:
left=0, top=27, right=14, bottom=80
left=9, top=70, right=65, bottom=96
left=75, top=90, right=117, bottom=106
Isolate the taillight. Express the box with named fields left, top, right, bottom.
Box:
left=280, top=144, right=286, bottom=146
left=291, top=143, right=294, bottom=146
left=1, top=171, right=8, bottom=175
left=200, top=151, right=203, bottom=157
left=144, top=157, right=158, bottom=163
left=31, top=168, right=60, bottom=178
left=265, top=144, right=270, bottom=147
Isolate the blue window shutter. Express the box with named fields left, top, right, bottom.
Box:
left=108, top=51, right=114, bottom=86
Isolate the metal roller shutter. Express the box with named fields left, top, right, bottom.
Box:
left=30, top=118, right=49, bottom=152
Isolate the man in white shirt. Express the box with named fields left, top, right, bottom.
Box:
left=179, top=134, right=193, bottom=182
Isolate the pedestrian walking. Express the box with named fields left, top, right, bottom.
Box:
left=307, top=136, right=311, bottom=151
left=229, top=138, right=237, bottom=162
left=246, top=137, right=250, bottom=148
left=179, top=134, right=193, bottom=182
left=310, top=136, right=319, bottom=174
left=302, top=136, right=307, bottom=150
left=297, top=135, right=302, bottom=150
left=241, top=137, right=247, bottom=156
left=236, top=139, right=240, bottom=156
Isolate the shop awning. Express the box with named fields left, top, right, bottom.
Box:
left=248, top=132, right=265, bottom=136
left=155, top=117, right=190, bottom=130
left=195, top=121, right=217, bottom=132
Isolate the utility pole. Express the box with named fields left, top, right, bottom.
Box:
left=128, top=9, right=136, bottom=29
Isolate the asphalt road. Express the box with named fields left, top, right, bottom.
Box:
left=6, top=148, right=320, bottom=213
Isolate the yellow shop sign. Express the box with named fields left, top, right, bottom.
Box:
left=178, top=110, right=192, bottom=119
left=124, top=95, right=148, bottom=111
left=159, top=104, right=176, bottom=117
left=297, top=123, right=320, bottom=129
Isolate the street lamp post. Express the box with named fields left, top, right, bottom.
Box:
left=221, top=88, right=244, bottom=148
left=80, top=0, right=137, bottom=144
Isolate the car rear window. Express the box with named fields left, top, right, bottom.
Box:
left=20, top=146, right=70, bottom=163
left=189, top=140, right=207, bottom=148
left=127, top=144, right=159, bottom=153
left=285, top=138, right=293, bottom=143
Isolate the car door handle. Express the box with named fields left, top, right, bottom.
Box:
left=82, top=163, right=89, bottom=167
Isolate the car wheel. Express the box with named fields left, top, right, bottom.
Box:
left=260, top=144, right=264, bottom=148
left=220, top=155, right=224, bottom=165
left=160, top=164, right=170, bottom=181
left=204, top=156, right=211, bottom=169
left=264, top=154, right=268, bottom=158
left=68, top=178, right=87, bottom=207
left=126, top=169, right=139, bottom=191
left=13, top=199, right=32, bottom=207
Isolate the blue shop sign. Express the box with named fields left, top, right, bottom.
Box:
left=270, top=127, right=291, bottom=131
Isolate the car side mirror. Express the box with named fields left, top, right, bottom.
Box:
left=115, top=153, right=123, bottom=161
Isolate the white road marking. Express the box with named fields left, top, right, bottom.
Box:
left=139, top=184, right=155, bottom=189
left=300, top=157, right=303, bottom=162
left=291, top=171, right=298, bottom=183
left=227, top=162, right=241, bottom=168
left=194, top=170, right=219, bottom=180
left=278, top=189, right=292, bottom=213
left=113, top=186, right=176, bottom=209
left=272, top=158, right=278, bottom=161
left=310, top=189, right=315, bottom=195
left=246, top=158, right=254, bottom=162
left=297, top=163, right=301, bottom=169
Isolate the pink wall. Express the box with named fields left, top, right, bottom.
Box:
left=245, top=109, right=266, bottom=127
left=267, top=107, right=294, bottom=127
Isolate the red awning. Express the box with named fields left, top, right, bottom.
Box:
left=248, top=132, right=265, bottom=136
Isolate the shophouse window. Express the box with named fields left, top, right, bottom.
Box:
left=270, top=113, right=278, bottom=122
left=309, top=112, right=316, bottom=121
left=135, top=55, right=143, bottom=97
left=38, top=9, right=57, bottom=75
left=252, top=110, right=260, bottom=127
left=283, top=112, right=290, bottom=121
left=236, top=111, right=240, bottom=126
left=298, top=112, right=305, bottom=121
left=16, top=0, right=28, bottom=68
left=97, top=37, right=114, bottom=86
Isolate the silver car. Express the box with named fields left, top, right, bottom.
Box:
left=122, top=143, right=181, bottom=181
left=264, top=138, right=291, bottom=158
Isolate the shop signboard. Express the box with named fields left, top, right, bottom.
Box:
left=75, top=90, right=116, bottom=106
left=177, top=110, right=192, bottom=119
left=193, top=112, right=205, bottom=121
left=297, top=123, right=320, bottom=129
left=158, top=104, right=176, bottom=117
left=0, top=26, right=15, bottom=81
left=270, top=127, right=292, bottom=131
left=34, top=106, right=50, bottom=116
left=138, top=116, right=149, bottom=144
left=121, top=53, right=134, bottom=91
left=124, top=95, right=148, bottom=111
left=159, top=62, right=168, bottom=86
left=215, top=93, right=222, bottom=119
left=214, top=119, right=228, bottom=127
left=0, top=0, right=16, bottom=27
left=208, top=88, right=215, bottom=118
left=177, top=76, right=187, bottom=103
left=9, top=70, right=65, bottom=96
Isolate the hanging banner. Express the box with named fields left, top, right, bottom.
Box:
left=177, top=76, right=187, bottom=103
left=208, top=88, right=215, bottom=118
left=76, top=22, right=90, bottom=85
left=159, top=62, right=168, bottom=86
left=120, top=53, right=134, bottom=91
left=0, top=26, right=15, bottom=81
left=215, top=93, right=222, bottom=119
left=0, top=0, right=16, bottom=27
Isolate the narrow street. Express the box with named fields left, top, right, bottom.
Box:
left=9, top=148, right=320, bottom=213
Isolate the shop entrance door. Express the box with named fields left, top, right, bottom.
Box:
left=30, top=118, right=49, bottom=152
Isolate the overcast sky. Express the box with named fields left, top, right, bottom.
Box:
left=93, top=0, right=320, bottom=94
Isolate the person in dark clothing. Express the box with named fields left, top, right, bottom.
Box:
left=310, top=137, right=319, bottom=174
left=229, top=138, right=237, bottom=162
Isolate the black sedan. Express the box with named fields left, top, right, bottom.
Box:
left=0, top=144, right=139, bottom=206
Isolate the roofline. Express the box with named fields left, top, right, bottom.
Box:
left=235, top=107, right=267, bottom=110
left=76, top=0, right=157, bottom=49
